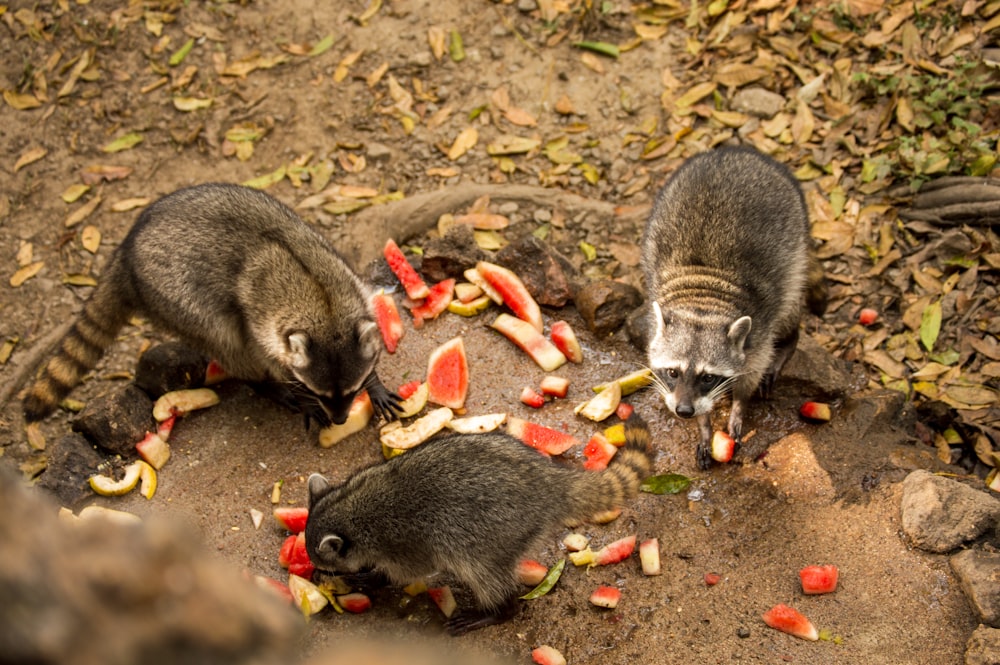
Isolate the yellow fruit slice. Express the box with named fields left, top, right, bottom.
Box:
left=88, top=461, right=142, bottom=496
left=137, top=460, right=157, bottom=499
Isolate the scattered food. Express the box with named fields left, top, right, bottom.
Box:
left=476, top=260, right=543, bottom=332
left=520, top=386, right=546, bottom=408
left=318, top=392, right=374, bottom=447
left=583, top=433, right=617, bottom=471
left=549, top=320, right=583, bottom=363
left=589, top=585, right=621, bottom=609
left=575, top=380, right=621, bottom=422
left=507, top=417, right=580, bottom=455
left=520, top=559, right=566, bottom=600
left=88, top=461, right=143, bottom=497
left=639, top=538, right=661, bottom=576
left=372, top=290, right=403, bottom=353
left=569, top=534, right=636, bottom=568
left=288, top=573, right=328, bottom=617
left=711, top=430, right=735, bottom=463
left=273, top=506, right=309, bottom=534
left=411, top=278, right=455, bottom=327
left=531, top=645, right=567, bottom=665
left=615, top=402, right=634, bottom=420
left=152, top=387, right=220, bottom=421
left=337, top=592, right=372, bottom=614
left=396, top=381, right=430, bottom=418
left=426, top=336, right=469, bottom=410
left=447, top=294, right=491, bottom=316
left=762, top=603, right=819, bottom=641
left=858, top=307, right=879, bottom=326
left=539, top=375, right=569, bottom=398
left=491, top=313, right=568, bottom=371
left=135, top=431, right=171, bottom=470
left=799, top=564, right=839, bottom=595
left=384, top=238, right=429, bottom=300
left=592, top=368, right=652, bottom=396
left=799, top=401, right=832, bottom=422
left=516, top=559, right=549, bottom=586
left=704, top=573, right=722, bottom=586
left=446, top=412, right=506, bottom=433
left=428, top=585, right=457, bottom=618
left=563, top=533, right=589, bottom=551
left=380, top=407, right=454, bottom=450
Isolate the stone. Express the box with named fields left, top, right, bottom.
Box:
left=731, top=87, right=785, bottom=119
left=365, top=141, right=393, bottom=161
left=133, top=341, right=208, bottom=398
left=575, top=280, right=643, bottom=337
left=496, top=235, right=579, bottom=307
left=34, top=433, right=103, bottom=508
left=965, top=625, right=1000, bottom=665
left=951, top=551, right=1000, bottom=628
left=72, top=384, right=155, bottom=456
left=420, top=224, right=488, bottom=282
left=780, top=333, right=864, bottom=398
left=901, top=470, right=1000, bottom=553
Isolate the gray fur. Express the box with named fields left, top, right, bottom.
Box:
left=24, top=183, right=398, bottom=426
left=641, top=146, right=810, bottom=468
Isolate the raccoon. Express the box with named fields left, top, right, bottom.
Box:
left=23, top=183, right=401, bottom=427
left=305, top=415, right=653, bottom=635
left=641, top=146, right=823, bottom=469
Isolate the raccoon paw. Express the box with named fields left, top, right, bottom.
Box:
left=696, top=441, right=714, bottom=471
left=444, top=599, right=519, bottom=636
left=341, top=568, right=391, bottom=592
left=364, top=373, right=403, bottom=422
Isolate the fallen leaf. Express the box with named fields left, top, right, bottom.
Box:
left=449, top=29, right=465, bottom=62
left=169, top=38, right=195, bottom=66
left=3, top=90, right=43, bottom=110
left=366, top=61, right=389, bottom=88
left=573, top=41, right=620, bottom=58
left=65, top=195, right=102, bottom=228
left=447, top=127, right=478, bottom=161
left=0, top=337, right=17, bottom=365
left=172, top=97, right=213, bottom=111
left=674, top=82, right=717, bottom=108
left=920, top=300, right=942, bottom=351
left=428, top=26, right=447, bottom=60
left=111, top=197, right=150, bottom=212
left=62, top=274, right=98, bottom=287
left=80, top=225, right=101, bottom=253
left=10, top=262, right=44, bottom=287
left=308, top=34, right=336, bottom=57
left=555, top=94, right=575, bottom=115
left=16, top=242, right=33, bottom=267
left=243, top=165, right=287, bottom=190
left=14, top=146, right=47, bottom=172
left=426, top=166, right=459, bottom=178
left=355, top=0, right=382, bottom=25
left=504, top=107, right=538, bottom=127
left=334, top=49, right=364, bottom=83
left=80, top=165, right=132, bottom=185
left=580, top=52, right=605, bottom=73
left=101, top=133, right=144, bottom=153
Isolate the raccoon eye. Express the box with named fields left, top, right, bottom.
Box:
left=700, top=374, right=722, bottom=389
left=666, top=368, right=680, bottom=380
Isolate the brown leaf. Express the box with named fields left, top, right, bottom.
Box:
left=453, top=213, right=509, bottom=230
left=580, top=52, right=605, bottom=74
left=110, top=197, right=150, bottom=212
left=10, top=262, right=44, bottom=287
left=57, top=49, right=94, bottom=98
left=554, top=95, right=575, bottom=115
left=80, top=164, right=132, bottom=185
left=491, top=86, right=511, bottom=112
left=14, top=146, right=47, bottom=172
left=712, top=63, right=768, bottom=89
left=334, top=49, right=364, bottom=83
left=3, top=90, right=43, bottom=110
left=80, top=225, right=101, bottom=254
left=428, top=26, right=447, bottom=61
left=447, top=127, right=478, bottom=161
left=970, top=336, right=1000, bottom=361
left=503, top=107, right=537, bottom=127
left=15, top=242, right=33, bottom=267
left=64, top=195, right=102, bottom=228
left=366, top=62, right=389, bottom=88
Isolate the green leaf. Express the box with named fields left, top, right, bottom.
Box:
left=309, top=34, right=336, bottom=57
left=579, top=241, right=597, bottom=262
left=449, top=29, right=465, bottom=62
left=101, top=133, right=144, bottom=153
left=640, top=473, right=691, bottom=495
left=573, top=41, right=620, bottom=58
left=169, top=38, right=195, bottom=67
left=520, top=558, right=565, bottom=600
left=920, top=300, right=942, bottom=351
left=928, top=348, right=959, bottom=365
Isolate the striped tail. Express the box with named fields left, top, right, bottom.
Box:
left=23, top=285, right=129, bottom=422
left=570, top=414, right=653, bottom=519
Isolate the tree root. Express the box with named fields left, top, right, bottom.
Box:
left=893, top=176, right=1000, bottom=226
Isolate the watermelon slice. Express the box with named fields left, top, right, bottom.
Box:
left=156, top=414, right=176, bottom=441
left=762, top=604, right=819, bottom=641
left=254, top=575, right=294, bottom=604
left=397, top=380, right=423, bottom=400
left=569, top=535, right=636, bottom=567
left=204, top=359, right=227, bottom=385
left=278, top=534, right=297, bottom=568
left=337, top=592, right=372, bottom=613
left=454, top=282, right=483, bottom=303
left=616, top=402, right=634, bottom=420
left=491, top=313, right=567, bottom=371
left=711, top=430, right=735, bottom=463
left=371, top=291, right=403, bottom=353
left=136, top=432, right=171, bottom=470
left=384, top=239, right=429, bottom=300
left=539, top=375, right=569, bottom=398
left=550, top=320, right=583, bottom=363
left=395, top=381, right=429, bottom=418
left=428, top=586, right=457, bottom=618
left=507, top=417, right=580, bottom=456
left=531, top=645, right=567, bottom=665
left=799, top=564, right=839, bottom=595
left=318, top=391, right=373, bottom=447
left=639, top=538, right=661, bottom=576
left=463, top=267, right=504, bottom=304
left=520, top=387, right=546, bottom=409
left=858, top=307, right=878, bottom=326
left=411, top=278, right=456, bottom=328
left=286, top=532, right=315, bottom=579
left=589, top=586, right=621, bottom=609
left=426, top=336, right=469, bottom=410
left=516, top=559, right=549, bottom=586
left=583, top=433, right=617, bottom=471
left=273, top=506, right=309, bottom=534
left=476, top=261, right=543, bottom=332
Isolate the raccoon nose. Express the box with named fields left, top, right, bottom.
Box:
left=675, top=404, right=695, bottom=418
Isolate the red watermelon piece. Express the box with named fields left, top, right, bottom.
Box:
left=371, top=291, right=403, bottom=353
left=411, top=278, right=456, bottom=328
left=426, top=337, right=469, bottom=410
left=278, top=534, right=297, bottom=568
left=273, top=506, right=309, bottom=534
left=549, top=320, right=583, bottom=363
left=762, top=604, right=819, bottom=641
left=858, top=307, right=878, bottom=326
left=428, top=585, right=457, bottom=618
left=476, top=261, right=543, bottom=332
left=539, top=375, right=569, bottom=398
left=384, top=239, right=430, bottom=300
left=507, top=417, right=580, bottom=456
left=615, top=402, right=634, bottom=420
left=799, top=564, right=839, bottom=595
left=397, top=380, right=423, bottom=400
left=531, top=645, right=566, bottom=665
left=516, top=559, right=549, bottom=586
left=204, top=359, right=227, bottom=385
left=520, top=387, right=546, bottom=409
left=286, top=532, right=315, bottom=579
left=491, top=313, right=567, bottom=372
left=583, top=433, right=617, bottom=471
left=338, top=592, right=372, bottom=613
left=800, top=401, right=832, bottom=422
left=589, top=585, right=621, bottom=609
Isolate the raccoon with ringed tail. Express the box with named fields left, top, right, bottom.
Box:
left=641, top=146, right=825, bottom=469
left=23, top=182, right=402, bottom=428
left=305, top=415, right=653, bottom=635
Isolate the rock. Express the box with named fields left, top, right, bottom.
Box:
left=965, top=624, right=1000, bottom=664
left=134, top=342, right=208, bottom=398
left=951, top=551, right=1000, bottom=628
left=420, top=224, right=488, bottom=282
left=72, top=384, right=155, bottom=456
left=496, top=235, right=579, bottom=307
left=781, top=334, right=865, bottom=398
left=731, top=87, right=785, bottom=119
left=365, top=141, right=394, bottom=161
left=901, top=469, right=1000, bottom=553
left=625, top=302, right=651, bottom=351
left=575, top=280, right=643, bottom=337
left=34, top=433, right=103, bottom=508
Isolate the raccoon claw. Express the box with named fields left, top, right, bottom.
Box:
left=301, top=403, right=333, bottom=430
left=696, top=441, right=714, bottom=471
left=444, top=600, right=518, bottom=636
left=340, top=568, right=390, bottom=592
left=364, top=373, right=403, bottom=422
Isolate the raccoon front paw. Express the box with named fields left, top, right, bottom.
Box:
left=364, top=373, right=403, bottom=422
left=696, top=441, right=714, bottom=470
left=444, top=599, right=519, bottom=636
left=340, top=568, right=390, bottom=592
left=300, top=401, right=333, bottom=430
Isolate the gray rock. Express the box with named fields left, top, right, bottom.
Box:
left=731, top=87, right=786, bottom=119
left=496, top=235, right=579, bottom=308
left=365, top=141, right=393, bottom=161
left=134, top=341, right=208, bottom=398
left=901, top=470, right=1000, bottom=553
left=780, top=334, right=862, bottom=398
left=72, top=384, right=155, bottom=456
left=34, top=433, right=103, bottom=508
left=408, top=51, right=433, bottom=68
left=498, top=201, right=519, bottom=215
left=517, top=0, right=539, bottom=11
left=965, top=624, right=1000, bottom=664
left=575, top=280, right=643, bottom=337
left=420, top=224, right=488, bottom=282
left=952, top=551, right=1000, bottom=628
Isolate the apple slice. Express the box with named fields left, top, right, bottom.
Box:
left=574, top=380, right=621, bottom=422
left=711, top=430, right=735, bottom=463
left=516, top=559, right=549, bottom=586
left=589, top=585, right=621, bottom=609
left=447, top=294, right=492, bottom=317
left=446, top=413, right=506, bottom=434
left=89, top=461, right=142, bottom=497
left=288, top=574, right=329, bottom=617
left=318, top=392, right=374, bottom=447
left=507, top=417, right=580, bottom=456
left=491, top=313, right=567, bottom=372
left=136, top=431, right=171, bottom=470
left=476, top=261, right=543, bottom=332
left=371, top=290, right=403, bottom=353
left=639, top=538, right=661, bottom=576
left=384, top=238, right=429, bottom=300
left=380, top=407, right=453, bottom=450
left=428, top=586, right=457, bottom=618
left=549, top=320, right=583, bottom=363
left=427, top=336, right=469, bottom=410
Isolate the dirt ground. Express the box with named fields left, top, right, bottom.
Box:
left=0, top=1, right=992, bottom=664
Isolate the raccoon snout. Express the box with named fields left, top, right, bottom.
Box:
left=675, top=403, right=696, bottom=418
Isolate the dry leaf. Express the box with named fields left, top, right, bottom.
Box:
left=334, top=49, right=364, bottom=83
left=62, top=274, right=98, bottom=287
left=674, top=82, right=717, bottom=108
left=453, top=213, right=509, bottom=230
left=447, top=127, right=478, bottom=161
left=503, top=107, right=538, bottom=127
left=486, top=135, right=540, bottom=155
left=366, top=62, right=389, bottom=88
left=81, top=225, right=101, bottom=253
left=25, top=422, right=45, bottom=451
left=426, top=166, right=460, bottom=178
left=10, top=262, right=44, bottom=287
left=491, top=86, right=511, bottom=112
left=3, top=90, right=43, bottom=110
left=14, top=146, right=47, bottom=172
left=172, top=97, right=213, bottom=111
left=428, top=26, right=447, bottom=61
left=111, top=197, right=150, bottom=212
left=713, top=63, right=768, bottom=88
left=81, top=165, right=132, bottom=185
left=61, top=184, right=90, bottom=203
left=16, top=242, right=33, bottom=267
left=580, top=52, right=605, bottom=74
left=65, top=195, right=102, bottom=228
left=555, top=94, right=575, bottom=115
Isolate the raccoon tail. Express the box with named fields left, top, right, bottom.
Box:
left=569, top=414, right=653, bottom=519
left=23, top=282, right=130, bottom=422
left=805, top=251, right=828, bottom=317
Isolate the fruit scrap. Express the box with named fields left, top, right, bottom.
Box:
left=446, top=413, right=506, bottom=434
left=589, top=585, right=621, bottom=609
left=273, top=506, right=309, bottom=534
left=395, top=381, right=429, bottom=418
left=520, top=558, right=566, bottom=600
left=592, top=368, right=652, bottom=396
left=380, top=407, right=454, bottom=450
left=89, top=461, right=143, bottom=497
left=521, top=387, right=546, bottom=409
left=987, top=468, right=1000, bottom=493
left=397, top=380, right=423, bottom=399
left=563, top=533, right=589, bottom=552
left=384, top=238, right=429, bottom=300
left=152, top=387, right=219, bottom=422
left=447, top=294, right=491, bottom=317
left=531, top=645, right=567, bottom=665
left=288, top=574, right=329, bottom=617
left=254, top=575, right=294, bottom=604
left=281, top=532, right=315, bottom=579
left=858, top=307, right=878, bottom=326
left=278, top=534, right=297, bottom=568
left=549, top=320, right=583, bottom=363
left=704, top=573, right=721, bottom=586
left=799, top=401, right=832, bottom=422
left=136, top=431, right=171, bottom=470
left=711, top=430, right=735, bottom=463
left=516, top=559, right=550, bottom=586
left=491, top=313, right=567, bottom=372
left=583, top=433, right=617, bottom=471
left=76, top=505, right=142, bottom=525
left=371, top=290, right=403, bottom=353
left=762, top=603, right=819, bottom=641
left=799, top=564, right=839, bottom=595
left=603, top=423, right=625, bottom=445
left=539, top=375, right=569, bottom=398
left=137, top=461, right=157, bottom=499
left=639, top=538, right=661, bottom=576
left=476, top=260, right=543, bottom=332
left=506, top=417, right=580, bottom=456
left=428, top=585, right=457, bottom=618
left=454, top=281, right=484, bottom=303
left=426, top=336, right=469, bottom=410
left=156, top=414, right=176, bottom=440
left=575, top=380, right=621, bottom=422
left=337, top=592, right=372, bottom=613
left=403, top=580, right=428, bottom=596
left=568, top=534, right=636, bottom=568
left=411, top=278, right=455, bottom=328
left=463, top=267, right=503, bottom=304
left=318, top=392, right=373, bottom=447
left=204, top=359, right=227, bottom=385
left=615, top=401, right=634, bottom=420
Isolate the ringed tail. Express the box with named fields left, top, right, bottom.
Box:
left=23, top=286, right=129, bottom=422
left=569, top=414, right=653, bottom=518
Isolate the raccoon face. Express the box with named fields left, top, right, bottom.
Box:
left=647, top=302, right=751, bottom=418
left=305, top=474, right=363, bottom=573
left=282, top=320, right=381, bottom=424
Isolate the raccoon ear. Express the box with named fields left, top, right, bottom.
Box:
left=318, top=534, right=345, bottom=558
left=286, top=331, right=311, bottom=369
left=651, top=300, right=671, bottom=326
left=307, top=473, right=331, bottom=508
left=728, top=316, right=752, bottom=351
left=357, top=320, right=378, bottom=348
